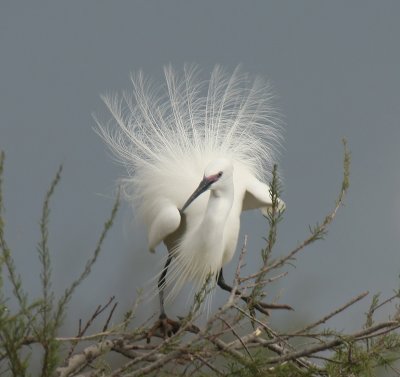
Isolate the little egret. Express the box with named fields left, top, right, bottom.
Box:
left=97, top=65, right=283, bottom=329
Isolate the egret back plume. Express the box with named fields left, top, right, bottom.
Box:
left=96, top=65, right=282, bottom=221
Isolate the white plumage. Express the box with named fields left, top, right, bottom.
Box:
left=97, top=65, right=282, bottom=305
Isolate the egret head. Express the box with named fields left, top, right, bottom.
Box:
left=181, top=158, right=233, bottom=212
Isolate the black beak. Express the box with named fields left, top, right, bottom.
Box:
left=181, top=177, right=213, bottom=212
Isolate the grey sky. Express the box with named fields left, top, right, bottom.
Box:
left=1, top=1, right=399, bottom=332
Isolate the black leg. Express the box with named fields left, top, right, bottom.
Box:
left=217, top=268, right=247, bottom=299
left=217, top=268, right=233, bottom=292
left=146, top=254, right=182, bottom=342
left=158, top=254, right=172, bottom=318
left=217, top=268, right=292, bottom=315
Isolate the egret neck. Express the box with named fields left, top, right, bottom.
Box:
left=199, top=184, right=234, bottom=251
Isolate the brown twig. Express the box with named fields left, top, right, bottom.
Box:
left=218, top=315, right=254, bottom=360
left=65, top=296, right=116, bottom=360
left=103, top=301, right=118, bottom=332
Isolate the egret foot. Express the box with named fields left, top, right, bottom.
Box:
left=217, top=269, right=293, bottom=316
left=240, top=295, right=293, bottom=316
left=146, top=313, right=181, bottom=343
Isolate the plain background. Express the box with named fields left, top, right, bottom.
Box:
left=1, top=1, right=400, bottom=334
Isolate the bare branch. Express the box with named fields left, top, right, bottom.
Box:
left=294, top=291, right=369, bottom=335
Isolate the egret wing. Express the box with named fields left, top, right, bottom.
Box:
left=242, top=175, right=286, bottom=215
left=242, top=175, right=276, bottom=216
left=147, top=201, right=181, bottom=252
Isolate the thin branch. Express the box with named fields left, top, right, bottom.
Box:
left=66, top=296, right=117, bottom=361
left=57, top=340, right=113, bottom=377
left=194, top=355, right=225, bottom=376
left=264, top=139, right=351, bottom=276
left=54, top=190, right=120, bottom=331
left=218, top=315, right=254, bottom=360
left=264, top=321, right=399, bottom=365
left=294, top=291, right=369, bottom=335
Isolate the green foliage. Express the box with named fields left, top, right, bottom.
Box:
left=0, top=151, right=120, bottom=376
left=228, top=359, right=317, bottom=377
left=320, top=336, right=399, bottom=377
left=37, top=164, right=62, bottom=377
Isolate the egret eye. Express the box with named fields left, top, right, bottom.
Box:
left=217, top=171, right=223, bottom=178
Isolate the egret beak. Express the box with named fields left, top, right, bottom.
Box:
left=181, top=176, right=214, bottom=212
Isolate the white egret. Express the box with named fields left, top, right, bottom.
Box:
left=97, top=65, right=284, bottom=331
